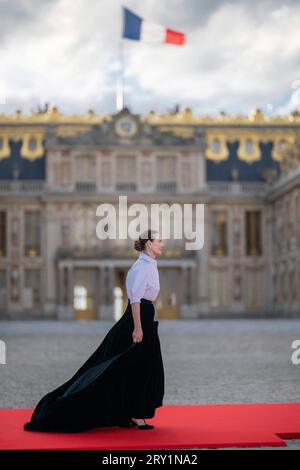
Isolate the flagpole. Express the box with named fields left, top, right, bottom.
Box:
left=119, top=39, right=125, bottom=111
left=116, top=8, right=125, bottom=112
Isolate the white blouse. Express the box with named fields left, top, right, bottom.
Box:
left=125, top=251, right=160, bottom=304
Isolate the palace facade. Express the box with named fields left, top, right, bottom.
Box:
left=0, top=106, right=299, bottom=320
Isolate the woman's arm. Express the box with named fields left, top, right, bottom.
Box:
left=127, top=263, right=149, bottom=343
left=131, top=302, right=142, bottom=329
left=131, top=303, right=143, bottom=343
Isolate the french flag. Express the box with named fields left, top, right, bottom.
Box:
left=122, top=7, right=185, bottom=46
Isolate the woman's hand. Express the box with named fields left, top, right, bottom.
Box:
left=132, top=326, right=143, bottom=343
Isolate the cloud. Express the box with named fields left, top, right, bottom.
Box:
left=0, top=0, right=55, bottom=45
left=125, top=1, right=300, bottom=114
left=0, top=0, right=300, bottom=115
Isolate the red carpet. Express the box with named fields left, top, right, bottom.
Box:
left=1, top=403, right=300, bottom=450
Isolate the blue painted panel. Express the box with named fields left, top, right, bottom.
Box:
left=0, top=140, right=45, bottom=180
left=206, top=141, right=281, bottom=181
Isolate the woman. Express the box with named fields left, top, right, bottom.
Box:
left=23, top=229, right=165, bottom=432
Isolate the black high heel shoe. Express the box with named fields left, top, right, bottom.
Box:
left=130, top=418, right=154, bottom=430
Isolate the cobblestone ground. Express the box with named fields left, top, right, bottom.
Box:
left=1, top=318, right=300, bottom=450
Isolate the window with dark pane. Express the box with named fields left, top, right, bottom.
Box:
left=24, top=269, right=41, bottom=308
left=24, top=211, right=41, bottom=257
left=245, top=210, right=262, bottom=256
left=211, top=210, right=228, bottom=256
left=0, top=270, right=6, bottom=310
left=0, top=211, right=6, bottom=257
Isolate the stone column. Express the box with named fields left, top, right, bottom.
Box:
left=57, top=264, right=64, bottom=319
left=43, top=204, right=60, bottom=318
left=100, top=265, right=115, bottom=320
left=98, top=266, right=105, bottom=320
left=191, top=265, right=198, bottom=305
left=67, top=265, right=73, bottom=311
left=266, top=205, right=275, bottom=312
left=181, top=266, right=188, bottom=305
left=196, top=204, right=209, bottom=313
left=108, top=266, right=115, bottom=305
left=8, top=207, right=22, bottom=315
left=58, top=264, right=73, bottom=320
left=181, top=265, right=198, bottom=319
left=180, top=266, right=188, bottom=319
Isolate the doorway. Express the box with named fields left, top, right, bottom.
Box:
left=73, top=268, right=98, bottom=320
left=156, top=268, right=181, bottom=319
left=114, top=268, right=128, bottom=321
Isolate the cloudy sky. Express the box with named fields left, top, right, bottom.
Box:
left=1, top=0, right=300, bottom=116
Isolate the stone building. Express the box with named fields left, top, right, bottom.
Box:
left=0, top=106, right=299, bottom=320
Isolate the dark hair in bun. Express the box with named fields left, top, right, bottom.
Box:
left=134, top=229, right=159, bottom=252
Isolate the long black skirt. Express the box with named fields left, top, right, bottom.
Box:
left=23, top=298, right=164, bottom=433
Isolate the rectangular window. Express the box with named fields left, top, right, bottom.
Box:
left=76, top=156, right=96, bottom=182
left=54, top=160, right=71, bottom=187
left=211, top=210, right=228, bottom=256
left=245, top=210, right=262, bottom=256
left=24, top=211, right=41, bottom=257
left=0, top=270, right=6, bottom=310
left=100, top=160, right=112, bottom=188
left=181, top=160, right=192, bottom=188
left=61, top=161, right=70, bottom=186
left=141, top=161, right=152, bottom=188
left=116, top=155, right=136, bottom=191
left=24, top=269, right=41, bottom=308
left=0, top=211, right=6, bottom=257
left=156, top=155, right=177, bottom=191
left=75, top=156, right=96, bottom=192
left=62, top=267, right=69, bottom=305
